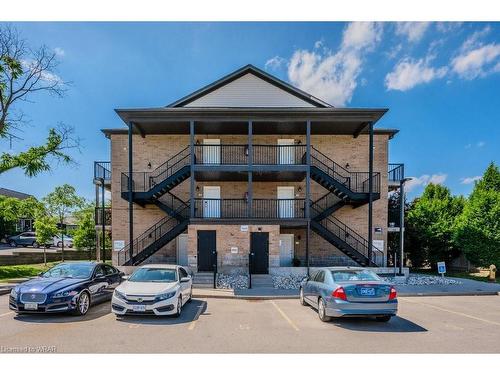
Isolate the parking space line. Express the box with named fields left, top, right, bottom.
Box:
left=188, top=300, right=206, bottom=331
left=0, top=311, right=14, bottom=318
left=270, top=300, right=299, bottom=331
left=401, top=297, right=500, bottom=327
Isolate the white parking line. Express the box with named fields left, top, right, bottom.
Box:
left=0, top=311, right=14, bottom=318
left=401, top=297, right=500, bottom=327
left=188, top=300, right=206, bottom=331
left=270, top=301, right=299, bottom=331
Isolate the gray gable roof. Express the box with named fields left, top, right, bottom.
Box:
left=0, top=188, right=33, bottom=200
left=167, top=64, right=332, bottom=108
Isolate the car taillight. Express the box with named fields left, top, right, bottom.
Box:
left=332, top=287, right=347, bottom=301
left=389, top=286, right=397, bottom=300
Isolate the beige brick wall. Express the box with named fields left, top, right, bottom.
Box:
left=109, top=133, right=389, bottom=266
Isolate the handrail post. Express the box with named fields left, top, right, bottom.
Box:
left=248, top=252, right=252, bottom=289
left=128, top=121, right=134, bottom=263
left=367, top=121, right=374, bottom=265
left=305, top=120, right=311, bottom=273
left=190, top=121, right=195, bottom=219
left=213, top=250, right=217, bottom=289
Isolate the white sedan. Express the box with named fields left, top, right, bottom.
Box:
left=111, top=264, right=192, bottom=317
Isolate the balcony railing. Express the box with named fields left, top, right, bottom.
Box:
left=193, top=144, right=307, bottom=165
left=94, top=161, right=111, bottom=181
left=95, top=207, right=112, bottom=226
left=388, top=163, right=405, bottom=182
left=193, top=198, right=306, bottom=219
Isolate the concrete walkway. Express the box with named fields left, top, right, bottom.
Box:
left=394, top=277, right=500, bottom=296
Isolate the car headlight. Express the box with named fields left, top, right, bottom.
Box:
left=10, top=288, right=17, bottom=298
left=155, top=291, right=176, bottom=301
left=52, top=290, right=78, bottom=298
left=113, top=290, right=127, bottom=301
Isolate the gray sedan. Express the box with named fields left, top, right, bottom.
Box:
left=299, top=267, right=398, bottom=322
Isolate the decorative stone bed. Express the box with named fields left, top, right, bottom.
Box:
left=216, top=274, right=249, bottom=289
left=382, top=274, right=462, bottom=285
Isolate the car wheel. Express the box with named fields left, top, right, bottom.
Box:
left=299, top=288, right=307, bottom=306
left=32, top=241, right=40, bottom=248
left=57, top=242, right=62, bottom=248
left=173, top=295, right=182, bottom=317
left=72, top=292, right=90, bottom=316
left=9, top=241, right=17, bottom=248
left=376, top=315, right=392, bottom=322
left=187, top=287, right=193, bottom=303
left=318, top=298, right=331, bottom=322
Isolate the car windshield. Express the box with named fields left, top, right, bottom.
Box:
left=42, top=263, right=94, bottom=279
left=330, top=270, right=381, bottom=282
left=128, top=268, right=177, bottom=283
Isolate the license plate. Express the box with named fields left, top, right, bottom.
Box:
left=132, top=305, right=146, bottom=312
left=359, top=287, right=375, bottom=296
left=24, top=302, right=38, bottom=310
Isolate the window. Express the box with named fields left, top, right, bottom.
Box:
left=103, top=265, right=116, bottom=276
left=330, top=270, right=380, bottom=282
left=315, top=271, right=325, bottom=283
left=94, top=265, right=105, bottom=278
left=179, top=267, right=188, bottom=279
left=129, top=268, right=177, bottom=283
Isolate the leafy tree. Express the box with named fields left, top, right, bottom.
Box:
left=43, top=184, right=85, bottom=260
left=455, top=162, right=500, bottom=267
left=34, top=215, right=58, bottom=265
left=0, top=195, right=44, bottom=238
left=73, top=205, right=96, bottom=252
left=406, top=183, right=465, bottom=267
left=0, top=25, right=80, bottom=177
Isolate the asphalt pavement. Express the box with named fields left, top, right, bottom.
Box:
left=0, top=294, right=499, bottom=353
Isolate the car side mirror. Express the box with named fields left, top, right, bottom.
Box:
left=121, top=275, right=129, bottom=280
left=302, top=276, right=309, bottom=282
left=119, top=271, right=125, bottom=277
left=180, top=277, right=190, bottom=283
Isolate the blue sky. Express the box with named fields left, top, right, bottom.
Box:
left=1, top=22, right=499, bottom=201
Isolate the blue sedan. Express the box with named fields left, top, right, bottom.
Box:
left=300, top=267, right=398, bottom=322
left=9, top=262, right=123, bottom=316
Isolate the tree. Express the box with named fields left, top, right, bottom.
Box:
left=455, top=163, right=500, bottom=267
left=406, top=183, right=465, bottom=267
left=0, top=195, right=44, bottom=238
left=34, top=215, right=58, bottom=265
left=0, top=25, right=80, bottom=177
left=43, top=184, right=85, bottom=261
left=73, top=205, right=96, bottom=252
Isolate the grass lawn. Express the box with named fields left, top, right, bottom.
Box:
left=414, top=268, right=499, bottom=283
left=0, top=262, right=60, bottom=282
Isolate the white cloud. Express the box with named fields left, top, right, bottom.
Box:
left=464, top=143, right=472, bottom=149
left=405, top=173, right=448, bottom=192
left=477, top=141, right=485, bottom=147
left=436, top=22, right=463, bottom=33
left=314, top=40, right=323, bottom=49
left=461, top=176, right=481, bottom=185
left=287, top=22, right=382, bottom=106
left=265, top=56, right=286, bottom=71
left=385, top=57, right=448, bottom=91
left=54, top=47, right=65, bottom=57
left=395, top=22, right=430, bottom=43
left=451, top=43, right=500, bottom=79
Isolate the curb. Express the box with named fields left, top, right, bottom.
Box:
left=0, top=288, right=12, bottom=296
left=399, top=291, right=500, bottom=297
left=193, top=293, right=298, bottom=300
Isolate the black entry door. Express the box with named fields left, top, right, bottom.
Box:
left=251, top=232, right=269, bottom=274
left=197, top=230, right=216, bottom=272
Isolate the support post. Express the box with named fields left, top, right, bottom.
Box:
left=368, top=121, right=374, bottom=265
left=305, top=120, right=311, bottom=274
left=101, top=180, right=106, bottom=263
left=248, top=121, right=253, bottom=218
left=399, top=179, right=405, bottom=275
left=190, top=121, right=195, bottom=218
left=128, top=121, right=134, bottom=262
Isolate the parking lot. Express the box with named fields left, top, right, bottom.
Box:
left=1, top=293, right=499, bottom=353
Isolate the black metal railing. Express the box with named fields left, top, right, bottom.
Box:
left=194, top=144, right=248, bottom=165
left=157, top=192, right=190, bottom=218
left=310, top=147, right=380, bottom=194
left=253, top=145, right=307, bottom=165
left=94, top=161, right=111, bottom=181
left=311, top=202, right=383, bottom=266
left=310, top=192, right=343, bottom=213
left=117, top=215, right=182, bottom=266
left=193, top=198, right=306, bottom=219
left=121, top=147, right=190, bottom=193
left=94, top=207, right=111, bottom=226
left=388, top=163, right=405, bottom=182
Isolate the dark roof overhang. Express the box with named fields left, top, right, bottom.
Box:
left=103, top=107, right=397, bottom=138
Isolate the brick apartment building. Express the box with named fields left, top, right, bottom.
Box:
left=94, top=65, right=405, bottom=274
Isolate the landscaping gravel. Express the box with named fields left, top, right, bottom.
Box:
left=383, top=274, right=463, bottom=285
left=272, top=274, right=304, bottom=289
left=217, top=274, right=249, bottom=289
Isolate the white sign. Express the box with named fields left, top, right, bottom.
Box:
left=113, top=240, right=125, bottom=251
left=230, top=246, right=238, bottom=254
left=372, top=240, right=384, bottom=251
left=437, top=261, right=446, bottom=275
left=240, top=225, right=248, bottom=232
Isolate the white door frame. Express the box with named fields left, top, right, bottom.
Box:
left=278, top=139, right=295, bottom=165
left=279, top=234, right=294, bottom=267
left=176, top=234, right=188, bottom=266
left=277, top=186, right=294, bottom=218
left=203, top=186, right=221, bottom=218
left=203, top=139, right=221, bottom=164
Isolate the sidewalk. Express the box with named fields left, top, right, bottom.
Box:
left=394, top=277, right=500, bottom=297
